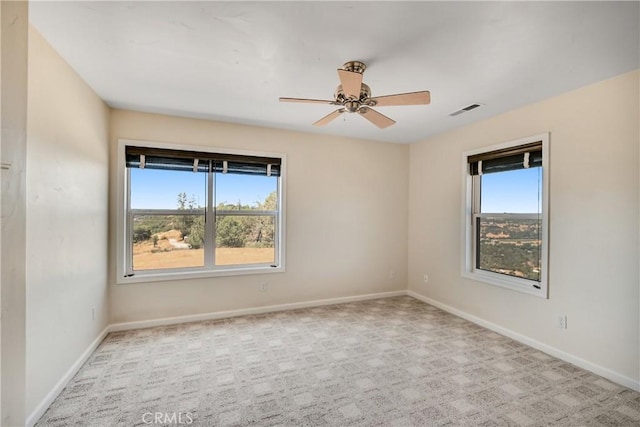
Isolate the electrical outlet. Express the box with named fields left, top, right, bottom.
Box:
left=557, top=315, right=567, bottom=330
left=260, top=282, right=268, bottom=292
left=389, top=270, right=395, bottom=280
left=423, top=274, right=429, bottom=283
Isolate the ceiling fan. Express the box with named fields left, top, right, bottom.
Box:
left=279, top=61, right=431, bottom=129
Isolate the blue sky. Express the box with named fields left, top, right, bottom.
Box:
left=131, top=166, right=541, bottom=213
left=481, top=167, right=542, bottom=213
left=130, top=169, right=277, bottom=209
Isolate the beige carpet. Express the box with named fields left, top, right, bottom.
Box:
left=36, top=296, right=639, bottom=426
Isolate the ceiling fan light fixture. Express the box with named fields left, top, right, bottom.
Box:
left=344, top=100, right=360, bottom=113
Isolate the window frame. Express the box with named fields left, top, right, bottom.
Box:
left=462, top=133, right=549, bottom=298
left=116, top=139, right=286, bottom=284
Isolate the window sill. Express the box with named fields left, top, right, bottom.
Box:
left=462, top=270, right=547, bottom=299
left=116, top=265, right=285, bottom=284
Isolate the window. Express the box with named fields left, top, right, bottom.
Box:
left=116, top=140, right=285, bottom=283
left=463, top=134, right=549, bottom=298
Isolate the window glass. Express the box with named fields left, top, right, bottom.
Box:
left=129, top=168, right=206, bottom=271
left=477, top=216, right=541, bottom=281
left=132, top=214, right=205, bottom=271
left=130, top=168, right=206, bottom=210
left=480, top=168, right=541, bottom=214
left=215, top=215, right=276, bottom=266
left=215, top=173, right=278, bottom=210
left=476, top=168, right=542, bottom=282
left=214, top=173, right=278, bottom=266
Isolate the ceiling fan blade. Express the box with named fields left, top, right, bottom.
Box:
left=279, top=97, right=335, bottom=105
left=370, top=91, right=431, bottom=107
left=337, top=69, right=363, bottom=99
left=358, top=108, right=396, bottom=129
left=313, top=109, right=345, bottom=126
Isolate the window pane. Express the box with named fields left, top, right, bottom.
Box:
left=130, top=168, right=206, bottom=210
left=215, top=215, right=275, bottom=266
left=481, top=167, right=541, bottom=214
left=477, top=216, right=541, bottom=281
left=132, top=214, right=205, bottom=270
left=215, top=173, right=278, bottom=210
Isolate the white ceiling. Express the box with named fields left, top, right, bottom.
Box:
left=29, top=1, right=639, bottom=144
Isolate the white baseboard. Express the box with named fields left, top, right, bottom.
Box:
left=406, top=290, right=640, bottom=392
left=26, top=326, right=110, bottom=427
left=108, top=290, right=406, bottom=332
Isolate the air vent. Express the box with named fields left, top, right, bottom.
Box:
left=449, top=103, right=482, bottom=117
left=462, top=103, right=481, bottom=111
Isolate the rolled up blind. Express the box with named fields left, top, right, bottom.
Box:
left=468, top=141, right=542, bottom=175
left=125, top=146, right=282, bottom=176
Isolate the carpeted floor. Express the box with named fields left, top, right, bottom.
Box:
left=36, top=296, right=639, bottom=426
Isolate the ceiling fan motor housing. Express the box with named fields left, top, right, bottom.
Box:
left=334, top=83, right=373, bottom=112
left=342, top=61, right=366, bottom=74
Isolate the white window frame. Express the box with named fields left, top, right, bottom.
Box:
left=116, top=139, right=286, bottom=284
left=462, top=133, right=549, bottom=298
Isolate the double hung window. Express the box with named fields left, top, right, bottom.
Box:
left=117, top=140, right=285, bottom=283
left=463, top=134, right=549, bottom=298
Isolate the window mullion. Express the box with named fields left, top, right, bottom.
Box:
left=476, top=213, right=541, bottom=220
left=472, top=175, right=481, bottom=215
left=130, top=209, right=205, bottom=216
left=204, top=170, right=215, bottom=268
left=471, top=175, right=481, bottom=272
left=125, top=168, right=133, bottom=275
left=274, top=183, right=281, bottom=267
left=215, top=210, right=277, bottom=216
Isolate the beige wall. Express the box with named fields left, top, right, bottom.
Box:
left=25, top=27, right=110, bottom=416
left=408, top=70, right=640, bottom=384
left=1, top=1, right=28, bottom=425
left=109, top=110, right=409, bottom=323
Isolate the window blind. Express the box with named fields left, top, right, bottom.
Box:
left=125, top=146, right=282, bottom=176
left=468, top=141, right=542, bottom=175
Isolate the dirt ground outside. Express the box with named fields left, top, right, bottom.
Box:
left=133, top=247, right=275, bottom=270
left=132, top=229, right=274, bottom=270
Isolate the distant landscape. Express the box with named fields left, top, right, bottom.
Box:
left=132, top=192, right=276, bottom=270
left=478, top=217, right=541, bottom=281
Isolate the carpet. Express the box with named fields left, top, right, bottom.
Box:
left=35, top=296, right=639, bottom=426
